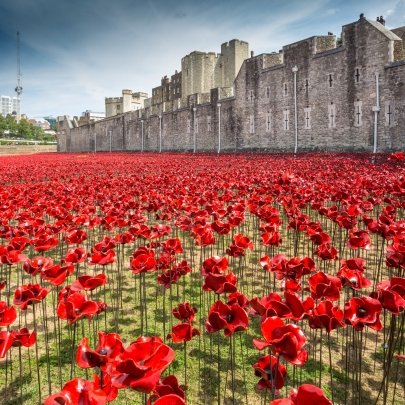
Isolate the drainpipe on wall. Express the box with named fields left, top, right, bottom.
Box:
left=193, top=107, right=197, bottom=153
left=94, top=133, right=97, bottom=153
left=109, top=130, right=112, bottom=152
left=217, top=103, right=221, bottom=153
left=373, top=71, right=380, bottom=155
left=141, top=119, right=144, bottom=153
left=159, top=115, right=162, bottom=153
left=292, top=65, right=299, bottom=153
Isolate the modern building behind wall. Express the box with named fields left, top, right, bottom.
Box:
left=1, top=95, right=20, bottom=117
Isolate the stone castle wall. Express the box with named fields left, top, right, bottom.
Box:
left=58, top=18, right=405, bottom=154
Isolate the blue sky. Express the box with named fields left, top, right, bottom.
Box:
left=0, top=0, right=404, bottom=119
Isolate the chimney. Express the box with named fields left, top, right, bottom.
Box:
left=378, top=15, right=385, bottom=26
left=250, top=50, right=254, bottom=58
left=328, top=32, right=333, bottom=36
left=359, top=13, right=365, bottom=21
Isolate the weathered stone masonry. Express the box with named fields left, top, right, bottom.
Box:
left=58, top=16, right=405, bottom=153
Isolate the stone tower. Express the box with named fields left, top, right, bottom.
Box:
left=122, top=89, right=133, bottom=113
left=219, top=39, right=249, bottom=87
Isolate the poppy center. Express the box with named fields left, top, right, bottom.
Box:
left=75, top=309, right=80, bottom=314
left=357, top=307, right=367, bottom=317
left=264, top=368, right=276, bottom=380
left=99, top=348, right=107, bottom=355
left=225, top=314, right=234, bottom=323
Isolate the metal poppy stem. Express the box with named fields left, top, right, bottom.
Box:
left=184, top=340, right=187, bottom=399
left=230, top=333, right=235, bottom=405
left=32, top=304, right=42, bottom=405
left=70, top=321, right=77, bottom=380
left=218, top=330, right=221, bottom=405
left=328, top=332, right=334, bottom=404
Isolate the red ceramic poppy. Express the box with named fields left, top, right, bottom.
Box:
left=253, top=316, right=307, bottom=366
left=0, top=331, right=12, bottom=358
left=57, top=292, right=101, bottom=324
left=344, top=296, right=383, bottom=331
left=211, top=220, right=231, bottom=235
left=283, top=291, right=314, bottom=321
left=201, top=256, right=229, bottom=276
left=93, top=236, right=117, bottom=252
left=202, top=272, right=238, bottom=295
left=226, top=233, right=254, bottom=257
left=41, top=263, right=75, bottom=286
left=76, top=331, right=124, bottom=370
left=11, top=328, right=36, bottom=347
left=253, top=354, right=287, bottom=392
left=129, top=247, right=157, bottom=274
left=205, top=300, right=249, bottom=337
left=288, top=383, right=332, bottom=405
left=168, top=323, right=200, bottom=343
left=0, top=280, right=5, bottom=290
left=307, top=271, right=342, bottom=301
left=44, top=377, right=108, bottom=405
left=152, top=375, right=186, bottom=400
left=389, top=151, right=405, bottom=160
left=13, top=283, right=51, bottom=310
left=172, top=302, right=197, bottom=323
left=370, top=277, right=405, bottom=314
left=346, top=229, right=372, bottom=250
left=23, top=256, right=54, bottom=277
left=64, top=247, right=87, bottom=264
left=157, top=252, right=176, bottom=271
left=386, top=240, right=405, bottom=269
left=71, top=274, right=107, bottom=292
left=93, top=372, right=118, bottom=403
left=112, top=336, right=175, bottom=393
left=153, top=394, right=187, bottom=405
left=337, top=258, right=371, bottom=290
left=314, top=243, right=338, bottom=260
left=160, top=238, right=184, bottom=255
left=227, top=291, right=249, bottom=309
left=150, top=224, right=172, bottom=240
left=158, top=268, right=183, bottom=288
left=30, top=234, right=59, bottom=252
left=66, top=229, right=88, bottom=245
left=8, top=236, right=30, bottom=252
left=0, top=301, right=17, bottom=327
left=115, top=232, right=135, bottom=244
left=309, top=300, right=345, bottom=333
left=88, top=249, right=116, bottom=266
left=0, top=245, right=28, bottom=266
left=193, top=224, right=216, bottom=246
left=250, top=293, right=291, bottom=321
left=261, top=231, right=282, bottom=247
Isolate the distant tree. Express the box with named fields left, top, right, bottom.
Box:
left=6, top=115, right=17, bottom=135
left=0, top=115, right=7, bottom=136
left=18, top=119, right=32, bottom=138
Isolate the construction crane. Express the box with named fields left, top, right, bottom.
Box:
left=14, top=31, right=22, bottom=123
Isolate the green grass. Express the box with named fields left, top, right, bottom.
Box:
left=0, top=210, right=404, bottom=405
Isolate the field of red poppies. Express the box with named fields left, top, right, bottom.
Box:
left=0, top=151, right=404, bottom=405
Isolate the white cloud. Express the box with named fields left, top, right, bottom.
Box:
left=324, top=8, right=339, bottom=15
left=386, top=0, right=405, bottom=28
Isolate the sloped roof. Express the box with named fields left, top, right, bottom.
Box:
left=391, top=26, right=405, bottom=40
left=367, top=20, right=402, bottom=40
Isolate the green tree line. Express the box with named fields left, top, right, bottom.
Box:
left=0, top=115, right=55, bottom=141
